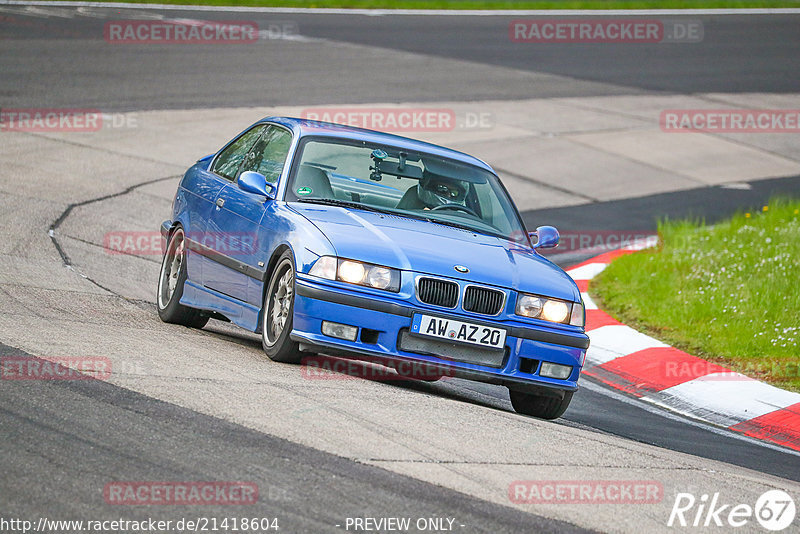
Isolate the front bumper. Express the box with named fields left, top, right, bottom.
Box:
left=292, top=275, right=588, bottom=394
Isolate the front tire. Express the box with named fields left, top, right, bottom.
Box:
left=261, top=252, right=302, bottom=363
left=509, top=389, right=573, bottom=420
left=157, top=227, right=208, bottom=328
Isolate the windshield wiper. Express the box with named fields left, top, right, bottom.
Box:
left=295, top=197, right=387, bottom=214
left=396, top=211, right=503, bottom=238
left=437, top=220, right=506, bottom=239
left=421, top=217, right=477, bottom=233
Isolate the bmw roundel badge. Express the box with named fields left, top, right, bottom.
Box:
left=454, top=265, right=469, bottom=273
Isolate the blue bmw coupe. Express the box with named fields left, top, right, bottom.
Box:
left=158, top=117, right=589, bottom=419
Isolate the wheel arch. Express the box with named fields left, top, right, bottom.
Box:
left=256, top=243, right=296, bottom=334
left=167, top=220, right=183, bottom=238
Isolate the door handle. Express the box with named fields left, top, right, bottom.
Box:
left=216, top=198, right=225, bottom=208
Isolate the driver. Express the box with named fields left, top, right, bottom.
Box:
left=417, top=174, right=469, bottom=210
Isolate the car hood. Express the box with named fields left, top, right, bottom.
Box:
left=290, top=204, right=580, bottom=302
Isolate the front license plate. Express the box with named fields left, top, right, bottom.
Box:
left=411, top=314, right=507, bottom=350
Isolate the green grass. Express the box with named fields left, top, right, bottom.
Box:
left=590, top=197, right=800, bottom=392
left=46, top=0, right=800, bottom=9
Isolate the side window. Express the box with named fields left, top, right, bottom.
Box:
left=239, top=126, right=293, bottom=184
left=211, top=125, right=267, bottom=181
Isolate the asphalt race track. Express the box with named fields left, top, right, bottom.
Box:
left=1, top=4, right=800, bottom=533
left=2, top=9, right=800, bottom=109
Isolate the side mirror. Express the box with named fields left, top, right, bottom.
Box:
left=237, top=171, right=275, bottom=200
left=530, top=225, right=559, bottom=249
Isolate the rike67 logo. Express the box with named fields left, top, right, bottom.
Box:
left=668, top=490, right=796, bottom=531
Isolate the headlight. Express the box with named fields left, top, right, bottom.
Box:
left=338, top=260, right=366, bottom=284
left=542, top=299, right=570, bottom=323
left=516, top=294, right=544, bottom=318
left=309, top=256, right=400, bottom=292
left=366, top=266, right=393, bottom=290
left=516, top=293, right=583, bottom=326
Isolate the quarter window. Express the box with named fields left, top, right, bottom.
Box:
left=239, top=126, right=293, bottom=184
left=211, top=125, right=267, bottom=181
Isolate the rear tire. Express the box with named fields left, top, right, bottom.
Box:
left=261, top=251, right=302, bottom=363
left=509, top=389, right=573, bottom=420
left=157, top=227, right=209, bottom=329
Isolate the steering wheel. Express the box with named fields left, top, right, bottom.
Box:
left=430, top=204, right=481, bottom=218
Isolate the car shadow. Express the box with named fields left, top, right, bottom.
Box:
left=199, top=321, right=514, bottom=415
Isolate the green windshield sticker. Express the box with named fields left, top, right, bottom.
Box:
left=297, top=186, right=313, bottom=196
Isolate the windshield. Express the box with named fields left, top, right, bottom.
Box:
left=285, top=137, right=527, bottom=243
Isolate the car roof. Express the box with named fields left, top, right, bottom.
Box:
left=261, top=116, right=495, bottom=173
